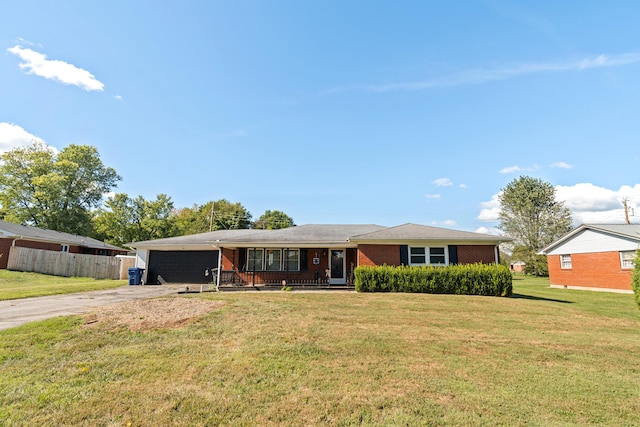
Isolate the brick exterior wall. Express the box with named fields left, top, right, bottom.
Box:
left=457, top=245, right=497, bottom=264
left=220, top=247, right=358, bottom=284
left=0, top=237, right=122, bottom=269
left=357, top=244, right=401, bottom=267
left=547, top=252, right=633, bottom=291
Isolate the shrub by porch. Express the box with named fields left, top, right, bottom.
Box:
left=354, top=263, right=512, bottom=296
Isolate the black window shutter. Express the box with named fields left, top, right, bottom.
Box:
left=448, top=245, right=458, bottom=265
left=239, top=248, right=247, bottom=270
left=300, top=249, right=308, bottom=271
left=400, top=245, right=409, bottom=265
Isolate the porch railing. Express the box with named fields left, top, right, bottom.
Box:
left=219, top=270, right=332, bottom=286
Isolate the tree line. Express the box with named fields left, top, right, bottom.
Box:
left=0, top=143, right=574, bottom=272
left=0, top=142, right=294, bottom=248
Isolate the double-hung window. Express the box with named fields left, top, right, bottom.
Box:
left=284, top=249, right=299, bottom=271
left=620, top=251, right=636, bottom=269
left=246, top=248, right=300, bottom=271
left=560, top=254, right=572, bottom=269
left=429, top=247, right=446, bottom=265
left=409, top=246, right=448, bottom=266
left=265, top=249, right=282, bottom=271
left=248, top=249, right=264, bottom=271
left=409, top=247, right=426, bottom=265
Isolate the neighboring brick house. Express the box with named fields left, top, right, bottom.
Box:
left=130, top=223, right=509, bottom=286
left=539, top=224, right=640, bottom=293
left=0, top=220, right=126, bottom=269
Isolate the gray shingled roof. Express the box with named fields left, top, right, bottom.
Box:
left=129, top=223, right=508, bottom=249
left=127, top=229, right=267, bottom=248
left=584, top=224, right=640, bottom=240
left=351, top=223, right=510, bottom=242
left=0, top=220, right=124, bottom=251
left=215, top=224, right=387, bottom=245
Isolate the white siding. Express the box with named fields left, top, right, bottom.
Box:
left=546, top=229, right=640, bottom=255
left=135, top=249, right=148, bottom=269
left=135, top=249, right=149, bottom=284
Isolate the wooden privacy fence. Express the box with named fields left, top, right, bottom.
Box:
left=7, top=246, right=136, bottom=280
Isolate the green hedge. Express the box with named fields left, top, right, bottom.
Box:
left=632, top=250, right=640, bottom=309
left=354, top=263, right=512, bottom=296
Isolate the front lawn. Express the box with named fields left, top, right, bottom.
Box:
left=0, top=270, right=126, bottom=301
left=1, top=276, right=639, bottom=425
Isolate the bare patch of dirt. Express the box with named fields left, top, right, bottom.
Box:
left=83, top=297, right=226, bottom=331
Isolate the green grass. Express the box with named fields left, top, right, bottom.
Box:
left=1, top=276, right=639, bottom=426
left=0, top=270, right=126, bottom=301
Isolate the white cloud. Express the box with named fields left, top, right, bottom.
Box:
left=430, top=220, right=458, bottom=227
left=478, top=193, right=501, bottom=221
left=499, top=165, right=522, bottom=174
left=551, top=161, right=573, bottom=169
left=499, top=164, right=540, bottom=174
left=114, top=95, right=123, bottom=101
left=7, top=45, right=104, bottom=91
left=479, top=182, right=640, bottom=226
left=458, top=183, right=468, bottom=189
left=434, top=177, right=453, bottom=187
left=555, top=183, right=640, bottom=224
left=425, top=194, right=441, bottom=201
left=555, top=183, right=619, bottom=212
left=474, top=226, right=504, bottom=236
left=363, top=52, right=640, bottom=93
left=0, top=122, right=44, bottom=153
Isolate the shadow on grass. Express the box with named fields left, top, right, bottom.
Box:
left=509, top=293, right=573, bottom=304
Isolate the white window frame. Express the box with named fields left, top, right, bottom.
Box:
left=409, top=246, right=448, bottom=266
left=61, top=244, right=70, bottom=253
left=620, top=251, right=636, bottom=269
left=246, top=248, right=301, bottom=271
left=560, top=254, right=572, bottom=269
left=265, top=249, right=282, bottom=271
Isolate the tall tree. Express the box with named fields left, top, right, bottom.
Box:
left=173, top=199, right=252, bottom=235
left=253, top=210, right=295, bottom=229
left=0, top=142, right=120, bottom=235
left=498, top=176, right=573, bottom=276
left=93, top=193, right=176, bottom=247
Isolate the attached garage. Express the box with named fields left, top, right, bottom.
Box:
left=147, top=250, right=218, bottom=284
left=128, top=229, right=266, bottom=285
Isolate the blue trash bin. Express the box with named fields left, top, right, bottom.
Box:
left=128, top=267, right=142, bottom=285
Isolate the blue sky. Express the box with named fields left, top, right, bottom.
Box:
left=2, top=1, right=640, bottom=233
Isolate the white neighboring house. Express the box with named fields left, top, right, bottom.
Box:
left=539, top=224, right=640, bottom=293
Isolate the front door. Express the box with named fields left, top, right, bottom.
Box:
left=329, top=249, right=346, bottom=285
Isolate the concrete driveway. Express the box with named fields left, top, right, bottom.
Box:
left=0, top=284, right=185, bottom=331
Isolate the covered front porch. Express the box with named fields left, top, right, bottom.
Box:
left=216, top=246, right=357, bottom=289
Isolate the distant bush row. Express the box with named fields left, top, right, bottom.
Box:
left=354, top=263, right=512, bottom=297
left=632, top=251, right=640, bottom=309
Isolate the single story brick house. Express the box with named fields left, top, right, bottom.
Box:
left=0, top=219, right=127, bottom=269
left=539, top=224, right=640, bottom=293
left=129, top=223, right=509, bottom=286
